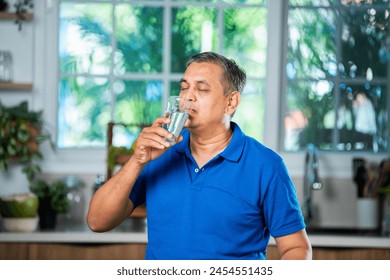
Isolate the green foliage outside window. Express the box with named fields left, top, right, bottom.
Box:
left=285, top=1, right=390, bottom=152
left=58, top=1, right=267, bottom=148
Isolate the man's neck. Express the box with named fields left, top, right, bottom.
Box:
left=189, top=124, right=233, bottom=168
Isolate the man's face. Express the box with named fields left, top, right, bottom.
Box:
left=179, top=62, right=229, bottom=131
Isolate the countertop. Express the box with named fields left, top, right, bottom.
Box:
left=0, top=219, right=389, bottom=249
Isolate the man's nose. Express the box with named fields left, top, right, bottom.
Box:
left=181, top=89, right=196, bottom=102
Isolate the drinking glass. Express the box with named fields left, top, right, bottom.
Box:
left=163, top=95, right=192, bottom=144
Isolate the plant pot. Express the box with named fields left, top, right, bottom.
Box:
left=38, top=197, right=57, bottom=230
left=2, top=217, right=39, bottom=232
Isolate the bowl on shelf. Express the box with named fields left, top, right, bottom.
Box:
left=1, top=216, right=39, bottom=232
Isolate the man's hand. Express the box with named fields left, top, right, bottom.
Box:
left=132, top=116, right=174, bottom=166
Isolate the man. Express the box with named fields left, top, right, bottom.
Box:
left=87, top=52, right=312, bottom=260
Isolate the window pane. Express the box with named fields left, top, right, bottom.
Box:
left=224, top=8, right=267, bottom=77
left=59, top=3, right=112, bottom=75
left=114, top=80, right=163, bottom=125
left=111, top=124, right=143, bottom=148
left=234, top=80, right=265, bottom=141
left=171, top=7, right=218, bottom=73
left=340, top=6, right=389, bottom=79
left=114, top=5, right=163, bottom=74
left=285, top=2, right=390, bottom=153
left=175, top=0, right=266, bottom=3
left=174, top=0, right=218, bottom=2
left=284, top=81, right=334, bottom=151
left=58, top=77, right=111, bottom=148
left=58, top=0, right=267, bottom=148
left=170, top=81, right=182, bottom=96
left=289, top=0, right=337, bottom=5
left=341, top=0, right=390, bottom=6
left=224, top=0, right=266, bottom=4
left=338, top=84, right=388, bottom=151
left=287, top=8, right=337, bottom=79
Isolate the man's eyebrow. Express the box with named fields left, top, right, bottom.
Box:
left=197, top=80, right=209, bottom=86
left=180, top=78, right=209, bottom=86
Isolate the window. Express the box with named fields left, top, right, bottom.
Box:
left=284, top=0, right=390, bottom=153
left=57, top=0, right=268, bottom=149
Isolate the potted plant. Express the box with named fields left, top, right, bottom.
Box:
left=29, top=179, right=70, bottom=229
left=0, top=101, right=51, bottom=182
left=0, top=192, right=39, bottom=232
left=14, top=0, right=33, bottom=31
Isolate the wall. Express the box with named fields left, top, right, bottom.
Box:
left=0, top=5, right=34, bottom=107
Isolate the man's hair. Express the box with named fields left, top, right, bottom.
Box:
left=186, top=52, right=247, bottom=95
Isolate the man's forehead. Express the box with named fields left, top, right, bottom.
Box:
left=182, top=62, right=221, bottom=83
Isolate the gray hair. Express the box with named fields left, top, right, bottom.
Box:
left=186, top=52, right=247, bottom=95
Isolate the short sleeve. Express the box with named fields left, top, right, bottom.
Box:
left=129, top=169, right=147, bottom=208
left=263, top=162, right=305, bottom=237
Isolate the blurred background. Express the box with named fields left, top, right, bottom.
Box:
left=0, top=0, right=389, bottom=259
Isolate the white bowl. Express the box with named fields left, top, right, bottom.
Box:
left=1, top=217, right=39, bottom=232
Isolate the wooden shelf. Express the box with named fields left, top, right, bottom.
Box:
left=0, top=82, right=33, bottom=91
left=0, top=12, right=33, bottom=21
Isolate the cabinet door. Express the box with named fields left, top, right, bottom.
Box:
left=313, top=248, right=390, bottom=260
left=0, top=243, right=29, bottom=259
left=266, top=245, right=390, bottom=260
left=27, top=243, right=147, bottom=260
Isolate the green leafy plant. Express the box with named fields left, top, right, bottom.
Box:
left=29, top=179, right=70, bottom=213
left=14, top=0, right=33, bottom=31
left=0, top=101, right=51, bottom=181
left=378, top=187, right=390, bottom=205
left=107, top=145, right=134, bottom=172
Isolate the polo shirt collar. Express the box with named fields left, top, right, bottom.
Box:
left=174, top=122, right=245, bottom=162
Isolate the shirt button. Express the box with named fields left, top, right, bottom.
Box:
left=201, top=168, right=205, bottom=171
left=195, top=168, right=199, bottom=173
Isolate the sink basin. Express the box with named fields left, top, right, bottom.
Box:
left=306, top=227, right=381, bottom=237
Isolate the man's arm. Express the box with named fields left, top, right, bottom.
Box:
left=86, top=117, right=174, bottom=232
left=274, top=229, right=312, bottom=260
left=86, top=158, right=144, bottom=232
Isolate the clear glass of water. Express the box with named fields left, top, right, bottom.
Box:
left=164, top=95, right=192, bottom=144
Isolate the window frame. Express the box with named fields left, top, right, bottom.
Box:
left=39, top=0, right=386, bottom=179
left=279, top=0, right=389, bottom=177
left=283, top=2, right=390, bottom=154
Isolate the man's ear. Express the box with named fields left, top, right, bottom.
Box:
left=225, top=91, right=241, bottom=115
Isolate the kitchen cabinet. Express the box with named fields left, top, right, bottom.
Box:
left=1, top=228, right=389, bottom=260
left=266, top=245, right=390, bottom=260
left=0, top=243, right=147, bottom=260
left=1, top=242, right=390, bottom=260
left=0, top=243, right=29, bottom=259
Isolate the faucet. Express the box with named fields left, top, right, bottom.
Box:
left=302, top=144, right=323, bottom=227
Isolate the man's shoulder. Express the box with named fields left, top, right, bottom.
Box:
left=243, top=134, right=283, bottom=164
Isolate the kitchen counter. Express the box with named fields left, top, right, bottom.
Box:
left=1, top=232, right=389, bottom=249
left=0, top=219, right=389, bottom=249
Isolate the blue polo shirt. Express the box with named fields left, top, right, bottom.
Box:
left=130, top=122, right=305, bottom=260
